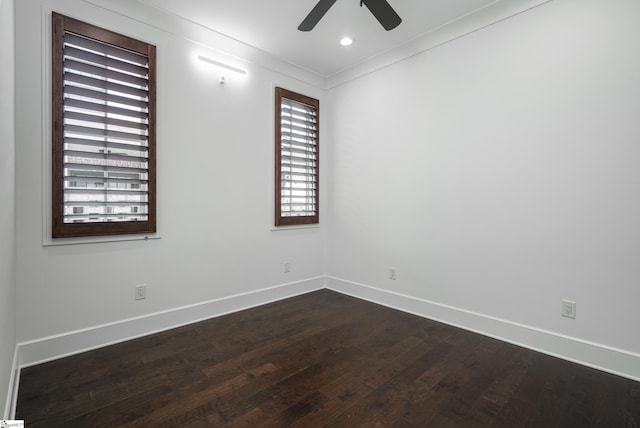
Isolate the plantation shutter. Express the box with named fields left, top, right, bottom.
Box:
left=52, top=13, right=156, bottom=237
left=275, top=88, right=319, bottom=226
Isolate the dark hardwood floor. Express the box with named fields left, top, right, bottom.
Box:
left=16, top=289, right=640, bottom=427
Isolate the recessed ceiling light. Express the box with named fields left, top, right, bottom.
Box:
left=340, top=37, right=353, bottom=46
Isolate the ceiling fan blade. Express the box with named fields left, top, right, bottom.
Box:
left=298, top=0, right=338, bottom=31
left=361, top=0, right=402, bottom=31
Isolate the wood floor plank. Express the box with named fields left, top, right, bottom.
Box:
left=290, top=373, right=373, bottom=427
left=16, top=289, right=640, bottom=427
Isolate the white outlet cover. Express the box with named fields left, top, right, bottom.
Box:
left=135, top=285, right=147, bottom=300
left=561, top=300, right=576, bottom=319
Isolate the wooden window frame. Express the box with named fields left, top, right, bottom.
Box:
left=275, top=87, right=319, bottom=226
left=52, top=12, right=156, bottom=238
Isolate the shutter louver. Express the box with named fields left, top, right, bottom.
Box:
left=275, top=88, right=319, bottom=226
left=61, top=31, right=150, bottom=225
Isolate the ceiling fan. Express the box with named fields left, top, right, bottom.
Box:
left=298, top=0, right=402, bottom=32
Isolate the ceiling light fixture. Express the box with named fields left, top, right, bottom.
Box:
left=340, top=37, right=354, bottom=46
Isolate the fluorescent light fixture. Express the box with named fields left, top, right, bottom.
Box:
left=340, top=37, right=353, bottom=46
left=197, top=55, right=247, bottom=75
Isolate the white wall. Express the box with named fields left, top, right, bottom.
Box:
left=327, top=0, right=640, bottom=358
left=15, top=0, right=325, bottom=346
left=0, top=0, right=17, bottom=417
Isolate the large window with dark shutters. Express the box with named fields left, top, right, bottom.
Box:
left=52, top=12, right=156, bottom=238
left=274, top=87, right=319, bottom=226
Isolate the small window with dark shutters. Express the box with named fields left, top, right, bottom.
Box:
left=51, top=12, right=156, bottom=238
left=275, top=87, right=319, bottom=226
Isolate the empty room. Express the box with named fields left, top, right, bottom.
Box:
left=1, top=0, right=639, bottom=426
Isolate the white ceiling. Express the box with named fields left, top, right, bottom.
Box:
left=137, top=0, right=499, bottom=78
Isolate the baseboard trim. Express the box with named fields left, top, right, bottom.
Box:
left=327, top=276, right=640, bottom=382
left=4, top=345, right=19, bottom=420
left=17, top=276, right=325, bottom=369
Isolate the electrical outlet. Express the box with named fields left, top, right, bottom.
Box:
left=284, top=261, right=291, bottom=274
left=135, top=284, right=147, bottom=300
left=389, top=268, right=397, bottom=280
left=561, top=300, right=576, bottom=319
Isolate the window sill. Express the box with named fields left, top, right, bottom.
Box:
left=270, top=224, right=320, bottom=232
left=43, top=233, right=161, bottom=247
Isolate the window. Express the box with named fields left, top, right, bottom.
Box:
left=52, top=12, right=156, bottom=238
left=274, top=87, right=319, bottom=226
